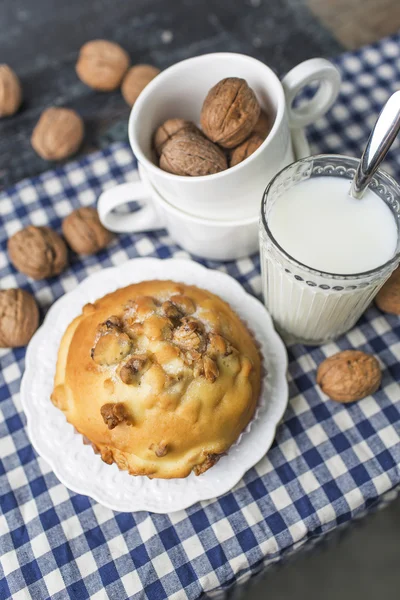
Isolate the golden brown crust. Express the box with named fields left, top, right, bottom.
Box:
left=52, top=280, right=262, bottom=478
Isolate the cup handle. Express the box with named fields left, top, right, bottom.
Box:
left=97, top=180, right=163, bottom=233
left=282, top=58, right=341, bottom=129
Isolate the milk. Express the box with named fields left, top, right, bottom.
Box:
left=269, top=178, right=397, bottom=274
left=260, top=175, right=399, bottom=344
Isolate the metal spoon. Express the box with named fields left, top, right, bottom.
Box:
left=350, top=90, right=400, bottom=199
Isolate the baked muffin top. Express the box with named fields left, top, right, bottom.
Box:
left=52, top=280, right=261, bottom=478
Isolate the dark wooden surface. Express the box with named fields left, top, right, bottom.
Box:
left=0, top=0, right=341, bottom=189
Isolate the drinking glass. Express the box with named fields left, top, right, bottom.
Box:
left=259, top=154, right=400, bottom=345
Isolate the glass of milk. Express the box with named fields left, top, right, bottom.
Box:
left=259, top=154, right=400, bottom=345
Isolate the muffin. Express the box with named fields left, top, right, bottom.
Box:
left=51, top=280, right=261, bottom=478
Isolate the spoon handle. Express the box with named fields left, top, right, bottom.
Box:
left=350, top=91, right=400, bottom=199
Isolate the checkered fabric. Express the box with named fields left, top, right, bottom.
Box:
left=1, top=33, right=400, bottom=600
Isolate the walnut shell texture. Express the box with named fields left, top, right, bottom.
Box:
left=122, top=64, right=160, bottom=106
left=159, top=133, right=227, bottom=177
left=0, top=289, right=39, bottom=348
left=31, top=107, right=84, bottom=161
left=62, top=207, right=113, bottom=255
left=230, top=133, right=264, bottom=167
left=0, top=64, right=22, bottom=117
left=76, top=39, right=130, bottom=91
left=153, top=119, right=201, bottom=156
left=375, top=267, right=400, bottom=315
left=253, top=110, right=272, bottom=138
left=317, top=350, right=381, bottom=403
left=8, top=225, right=68, bottom=280
left=200, top=77, right=261, bottom=148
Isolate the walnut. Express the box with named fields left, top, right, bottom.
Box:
left=0, top=64, right=22, bottom=117
left=317, top=350, right=381, bottom=403
left=194, top=453, right=222, bottom=476
left=122, top=64, right=160, bottom=106
left=153, top=119, right=201, bottom=156
left=159, top=133, right=227, bottom=177
left=98, top=315, right=122, bottom=333
left=173, top=317, right=205, bottom=352
left=8, top=225, right=68, bottom=280
left=76, top=39, right=130, bottom=91
left=230, top=133, right=264, bottom=167
left=100, top=402, right=131, bottom=429
left=0, top=289, right=39, bottom=348
left=170, top=295, right=196, bottom=315
left=62, top=207, right=113, bottom=255
left=375, top=267, right=400, bottom=314
left=119, top=354, right=150, bottom=384
left=200, top=77, right=260, bottom=149
left=253, top=110, right=272, bottom=138
left=31, top=107, right=84, bottom=161
left=203, top=355, right=219, bottom=383
left=143, top=314, right=173, bottom=341
left=150, top=442, right=168, bottom=457
left=91, top=327, right=132, bottom=365
left=161, top=300, right=182, bottom=320
left=100, top=447, right=114, bottom=464
left=207, top=333, right=232, bottom=356
left=127, top=295, right=159, bottom=322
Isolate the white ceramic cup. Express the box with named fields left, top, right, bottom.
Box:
left=98, top=165, right=259, bottom=261
left=127, top=52, right=340, bottom=220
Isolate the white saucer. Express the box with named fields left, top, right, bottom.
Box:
left=21, top=258, right=288, bottom=513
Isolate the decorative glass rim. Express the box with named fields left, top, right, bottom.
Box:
left=260, top=153, right=400, bottom=280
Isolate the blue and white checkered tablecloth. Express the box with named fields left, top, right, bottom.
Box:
left=1, top=33, right=400, bottom=600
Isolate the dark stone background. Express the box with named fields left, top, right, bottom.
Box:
left=0, top=0, right=342, bottom=189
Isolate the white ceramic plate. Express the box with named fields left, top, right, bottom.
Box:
left=21, top=258, right=288, bottom=513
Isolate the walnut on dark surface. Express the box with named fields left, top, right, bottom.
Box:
left=0, top=64, right=22, bottom=117
left=76, top=39, right=130, bottom=91
left=8, top=225, right=68, bottom=280
left=122, top=64, right=160, bottom=106
left=31, top=107, right=84, bottom=161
